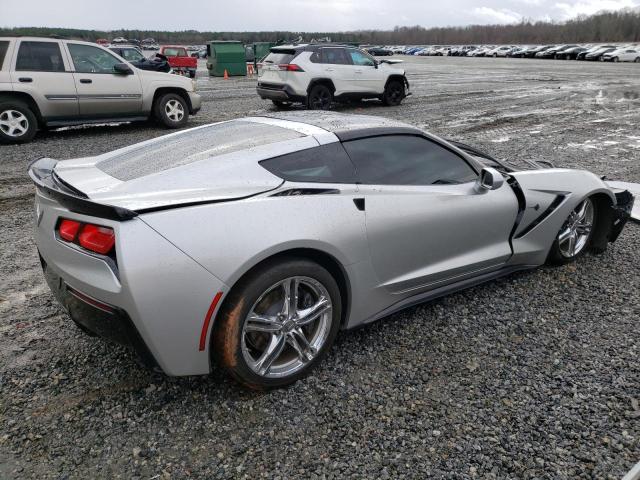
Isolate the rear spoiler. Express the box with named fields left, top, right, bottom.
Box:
left=28, top=158, right=138, bottom=221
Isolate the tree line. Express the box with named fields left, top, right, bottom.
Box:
left=2, top=10, right=639, bottom=45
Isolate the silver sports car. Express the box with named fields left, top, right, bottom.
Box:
left=30, top=112, right=634, bottom=389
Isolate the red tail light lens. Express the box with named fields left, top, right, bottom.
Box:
left=278, top=64, right=304, bottom=72
left=78, top=225, right=115, bottom=255
left=59, top=219, right=81, bottom=242
left=57, top=219, right=115, bottom=255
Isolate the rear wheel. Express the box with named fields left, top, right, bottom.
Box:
left=0, top=100, right=37, bottom=144
left=547, top=197, right=596, bottom=265
left=382, top=80, right=405, bottom=106
left=213, top=258, right=341, bottom=390
left=635, top=58, right=640, bottom=63
left=307, top=84, right=332, bottom=110
left=613, top=57, right=619, bottom=63
left=154, top=93, right=189, bottom=128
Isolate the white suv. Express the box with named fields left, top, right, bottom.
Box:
left=257, top=44, right=409, bottom=110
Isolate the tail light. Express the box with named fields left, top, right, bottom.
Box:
left=57, top=218, right=115, bottom=255
left=278, top=64, right=304, bottom=72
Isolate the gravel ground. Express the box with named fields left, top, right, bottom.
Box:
left=1, top=56, right=639, bottom=479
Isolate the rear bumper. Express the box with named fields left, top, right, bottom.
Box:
left=256, top=82, right=306, bottom=103
left=41, top=256, right=159, bottom=370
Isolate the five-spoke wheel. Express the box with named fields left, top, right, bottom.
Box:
left=214, top=258, right=341, bottom=389
left=548, top=197, right=597, bottom=264
left=0, top=100, right=37, bottom=144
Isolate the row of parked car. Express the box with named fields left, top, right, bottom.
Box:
left=394, top=44, right=640, bottom=62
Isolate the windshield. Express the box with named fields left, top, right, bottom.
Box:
left=120, top=48, right=144, bottom=62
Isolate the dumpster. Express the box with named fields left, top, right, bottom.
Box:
left=206, top=41, right=246, bottom=77
left=252, top=42, right=274, bottom=63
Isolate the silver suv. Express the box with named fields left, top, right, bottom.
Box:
left=0, top=37, right=202, bottom=144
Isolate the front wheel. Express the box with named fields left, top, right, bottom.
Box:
left=154, top=93, right=189, bottom=128
left=613, top=57, right=619, bottom=63
left=547, top=197, right=597, bottom=265
left=213, top=258, right=342, bottom=390
left=0, top=100, right=37, bottom=144
left=382, top=80, right=405, bottom=106
left=307, top=85, right=333, bottom=110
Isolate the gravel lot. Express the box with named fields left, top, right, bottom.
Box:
left=1, top=56, right=639, bottom=479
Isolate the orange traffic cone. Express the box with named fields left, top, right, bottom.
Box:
left=223, top=69, right=229, bottom=80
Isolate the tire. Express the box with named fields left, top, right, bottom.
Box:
left=0, top=100, right=37, bottom=144
left=493, top=53, right=498, bottom=58
left=153, top=93, right=189, bottom=128
left=547, top=197, right=597, bottom=265
left=613, top=57, right=619, bottom=63
left=307, top=84, right=333, bottom=110
left=272, top=100, right=292, bottom=110
left=382, top=79, right=405, bottom=106
left=635, top=58, right=640, bottom=63
left=213, top=258, right=342, bottom=390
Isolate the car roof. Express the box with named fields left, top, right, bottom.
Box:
left=261, top=112, right=418, bottom=137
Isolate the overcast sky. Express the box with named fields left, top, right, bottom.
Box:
left=1, top=0, right=639, bottom=31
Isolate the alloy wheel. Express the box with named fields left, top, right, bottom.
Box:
left=557, top=198, right=594, bottom=258
left=241, top=276, right=333, bottom=378
left=165, top=99, right=185, bottom=122
left=309, top=90, right=331, bottom=109
left=0, top=110, right=29, bottom=137
left=388, top=84, right=403, bottom=104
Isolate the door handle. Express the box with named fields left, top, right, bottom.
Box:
left=18, top=77, right=32, bottom=83
left=79, top=79, right=93, bottom=84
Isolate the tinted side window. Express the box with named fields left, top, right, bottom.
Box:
left=260, top=143, right=357, bottom=183
left=343, top=135, right=478, bottom=186
left=16, top=41, right=65, bottom=72
left=68, top=44, right=121, bottom=73
left=320, top=48, right=350, bottom=65
left=0, top=41, right=8, bottom=70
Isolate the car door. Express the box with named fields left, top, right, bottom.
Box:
left=64, top=42, right=143, bottom=117
left=344, top=134, right=519, bottom=294
left=317, top=47, right=353, bottom=95
left=10, top=39, right=79, bottom=120
left=346, top=49, right=384, bottom=93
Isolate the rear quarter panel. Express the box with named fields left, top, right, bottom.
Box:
left=139, top=190, right=370, bottom=289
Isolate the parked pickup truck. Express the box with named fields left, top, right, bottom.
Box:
left=159, top=46, right=197, bottom=78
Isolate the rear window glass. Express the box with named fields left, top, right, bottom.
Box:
left=163, top=48, right=186, bottom=56
left=263, top=50, right=297, bottom=65
left=97, top=121, right=304, bottom=181
left=260, top=143, right=356, bottom=183
left=16, top=41, right=65, bottom=72
left=0, top=41, right=8, bottom=70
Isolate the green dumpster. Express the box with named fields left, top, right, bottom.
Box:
left=206, top=41, right=246, bottom=77
left=252, top=42, right=274, bottom=63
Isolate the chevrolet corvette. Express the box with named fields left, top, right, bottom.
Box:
left=30, top=112, right=634, bottom=389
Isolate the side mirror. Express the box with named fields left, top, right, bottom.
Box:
left=113, top=62, right=133, bottom=75
left=475, top=167, right=504, bottom=193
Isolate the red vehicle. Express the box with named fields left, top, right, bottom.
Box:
left=96, top=38, right=109, bottom=45
left=159, top=45, right=197, bottom=78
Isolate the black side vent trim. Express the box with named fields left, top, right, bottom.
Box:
left=514, top=194, right=566, bottom=239
left=272, top=188, right=340, bottom=197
